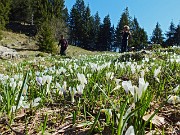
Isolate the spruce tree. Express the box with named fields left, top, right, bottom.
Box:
left=93, top=12, right=101, bottom=50
left=37, top=21, right=56, bottom=53
left=174, top=24, right=180, bottom=46
left=165, top=21, right=176, bottom=46
left=34, top=0, right=68, bottom=53
left=110, top=25, right=115, bottom=51
left=0, top=0, right=12, bottom=28
left=130, top=17, right=148, bottom=50
left=82, top=5, right=94, bottom=49
left=151, top=22, right=164, bottom=45
left=97, top=15, right=112, bottom=51
left=10, top=0, right=32, bottom=23
left=69, top=0, right=86, bottom=47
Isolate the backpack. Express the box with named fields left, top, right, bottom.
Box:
left=63, top=39, right=68, bottom=49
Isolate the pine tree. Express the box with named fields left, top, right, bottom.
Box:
left=69, top=7, right=77, bottom=45
left=130, top=17, right=148, bottom=50
left=34, top=0, right=68, bottom=53
left=0, top=0, right=12, bottom=28
left=81, top=5, right=95, bottom=49
left=165, top=21, right=176, bottom=46
left=69, top=0, right=86, bottom=47
left=10, top=0, right=32, bottom=23
left=97, top=15, right=112, bottom=51
left=110, top=25, right=115, bottom=51
left=37, top=21, right=56, bottom=53
left=174, top=24, right=180, bottom=46
left=93, top=12, right=101, bottom=50
left=115, top=7, right=131, bottom=51
left=151, top=22, right=164, bottom=45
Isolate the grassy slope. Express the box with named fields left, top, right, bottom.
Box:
left=0, top=30, right=104, bottom=57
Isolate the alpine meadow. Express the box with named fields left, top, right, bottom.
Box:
left=0, top=0, right=179, bottom=134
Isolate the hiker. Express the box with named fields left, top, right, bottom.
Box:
left=58, top=35, right=68, bottom=55
left=121, top=25, right=131, bottom=53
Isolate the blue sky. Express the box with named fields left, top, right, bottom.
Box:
left=65, top=0, right=180, bottom=38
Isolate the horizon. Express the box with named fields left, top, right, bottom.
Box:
left=65, top=0, right=180, bottom=39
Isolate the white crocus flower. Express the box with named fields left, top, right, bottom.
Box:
left=77, top=84, right=85, bottom=95
left=36, top=76, right=43, bottom=86
left=136, top=65, right=141, bottom=72
left=125, top=126, right=135, bottom=135
left=134, top=78, right=149, bottom=100
left=173, top=85, right=179, bottom=93
left=18, top=80, right=23, bottom=89
left=35, top=71, right=40, bottom=76
left=106, top=72, right=114, bottom=80
left=55, top=82, right=63, bottom=95
left=115, top=79, right=121, bottom=86
left=42, top=75, right=48, bottom=85
left=122, top=81, right=134, bottom=96
left=167, top=95, right=180, bottom=105
left=87, top=74, right=92, bottom=78
left=46, top=75, right=52, bottom=84
left=154, top=66, right=161, bottom=82
left=89, top=63, right=98, bottom=72
left=74, top=63, right=79, bottom=70
left=77, top=73, right=87, bottom=85
left=113, top=79, right=121, bottom=91
left=4, top=75, right=9, bottom=81
left=58, top=67, right=67, bottom=74
left=130, top=64, right=136, bottom=74
left=32, top=97, right=41, bottom=107
left=140, top=70, right=145, bottom=78
left=10, top=79, right=17, bottom=90
left=69, top=87, right=77, bottom=103
left=62, top=81, right=67, bottom=92
left=68, top=65, right=73, bottom=73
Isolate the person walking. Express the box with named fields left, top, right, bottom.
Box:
left=121, top=25, right=131, bottom=53
left=58, top=35, right=68, bottom=55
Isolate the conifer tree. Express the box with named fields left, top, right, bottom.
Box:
left=82, top=5, right=94, bottom=49
left=92, top=12, right=101, bottom=50
left=97, top=15, right=112, bottom=51
left=110, top=25, right=115, bottom=51
left=165, top=21, right=176, bottom=46
left=174, top=24, right=180, bottom=46
left=69, top=0, right=86, bottom=47
left=10, top=0, right=32, bottom=23
left=151, top=22, right=164, bottom=45
left=0, top=0, right=12, bottom=28
left=130, top=17, right=148, bottom=50
left=37, top=21, right=56, bottom=53
left=34, top=0, right=68, bottom=53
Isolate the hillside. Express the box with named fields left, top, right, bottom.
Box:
left=0, top=31, right=97, bottom=58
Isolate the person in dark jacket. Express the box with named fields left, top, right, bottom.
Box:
left=121, top=25, right=131, bottom=53
left=58, top=35, right=68, bottom=55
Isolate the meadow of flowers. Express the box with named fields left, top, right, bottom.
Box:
left=0, top=48, right=179, bottom=135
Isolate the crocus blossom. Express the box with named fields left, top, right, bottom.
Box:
left=134, top=78, right=149, bottom=100
left=154, top=66, right=161, bottom=82
left=77, top=73, right=87, bottom=85
left=125, top=126, right=135, bottom=135
left=122, top=80, right=134, bottom=96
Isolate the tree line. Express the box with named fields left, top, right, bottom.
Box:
left=0, top=0, right=180, bottom=53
